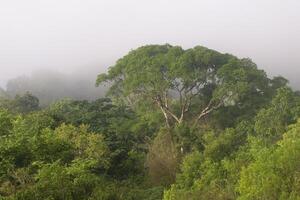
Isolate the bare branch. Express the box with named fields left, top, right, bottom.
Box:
left=193, top=99, right=223, bottom=125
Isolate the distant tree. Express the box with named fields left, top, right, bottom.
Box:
left=0, top=92, right=40, bottom=114
left=14, top=92, right=39, bottom=114
left=270, top=76, right=289, bottom=91
left=97, top=45, right=271, bottom=128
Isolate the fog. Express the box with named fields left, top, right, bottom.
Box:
left=0, top=0, right=300, bottom=91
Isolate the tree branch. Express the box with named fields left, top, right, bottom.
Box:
left=193, top=99, right=224, bottom=125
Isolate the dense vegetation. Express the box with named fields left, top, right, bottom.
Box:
left=0, top=44, right=299, bottom=199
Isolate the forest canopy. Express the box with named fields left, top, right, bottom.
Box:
left=0, top=44, right=299, bottom=200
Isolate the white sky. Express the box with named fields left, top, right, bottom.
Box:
left=0, top=0, right=300, bottom=88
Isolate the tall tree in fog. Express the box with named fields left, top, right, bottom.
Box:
left=97, top=45, right=274, bottom=127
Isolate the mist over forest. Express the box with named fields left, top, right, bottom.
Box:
left=1, top=0, right=300, bottom=199
left=1, top=47, right=300, bottom=107
left=0, top=59, right=298, bottom=107
left=0, top=68, right=107, bottom=106
left=1, top=43, right=300, bottom=200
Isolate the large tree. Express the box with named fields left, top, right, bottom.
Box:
left=97, top=44, right=270, bottom=127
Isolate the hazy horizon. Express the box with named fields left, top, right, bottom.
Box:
left=1, top=0, right=300, bottom=89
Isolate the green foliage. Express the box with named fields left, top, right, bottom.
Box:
left=11, top=161, right=113, bottom=200
left=238, top=119, right=300, bottom=200
left=175, top=151, right=203, bottom=188
left=0, top=120, right=110, bottom=198
left=163, top=151, right=235, bottom=200
left=203, top=128, right=245, bottom=161
left=97, top=45, right=271, bottom=128
left=0, top=109, right=13, bottom=136
left=47, top=98, right=148, bottom=178
left=163, top=123, right=252, bottom=200
left=254, top=87, right=300, bottom=144
left=13, top=92, right=39, bottom=114
left=0, top=92, right=40, bottom=114
left=1, top=44, right=299, bottom=199
left=165, top=87, right=300, bottom=200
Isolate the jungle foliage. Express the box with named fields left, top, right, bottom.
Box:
left=0, top=44, right=299, bottom=200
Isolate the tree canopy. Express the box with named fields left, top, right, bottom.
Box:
left=97, top=45, right=273, bottom=128
left=1, top=44, right=300, bottom=200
